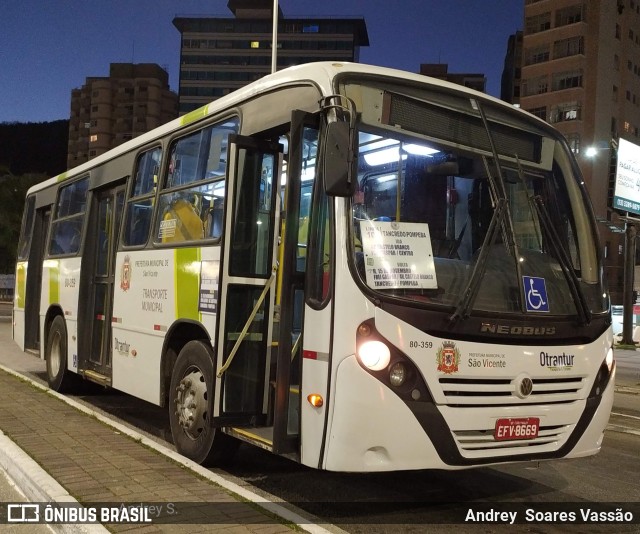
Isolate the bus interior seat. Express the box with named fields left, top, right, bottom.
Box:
left=163, top=197, right=204, bottom=242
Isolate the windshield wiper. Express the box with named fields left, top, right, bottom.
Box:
left=450, top=99, right=524, bottom=322
left=450, top=197, right=508, bottom=321
left=514, top=158, right=591, bottom=325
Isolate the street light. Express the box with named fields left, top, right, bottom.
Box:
left=587, top=138, right=640, bottom=345
left=585, top=146, right=599, bottom=158
left=271, top=0, right=278, bottom=74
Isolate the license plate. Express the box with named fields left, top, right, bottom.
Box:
left=494, top=417, right=539, bottom=441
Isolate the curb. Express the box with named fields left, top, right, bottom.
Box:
left=0, top=363, right=342, bottom=534
left=615, top=385, right=640, bottom=395
left=0, top=430, right=108, bottom=534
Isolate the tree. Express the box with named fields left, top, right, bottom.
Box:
left=0, top=172, right=48, bottom=273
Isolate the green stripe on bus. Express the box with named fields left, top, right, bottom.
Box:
left=49, top=262, right=59, bottom=304
left=179, top=105, right=209, bottom=126
left=16, top=262, right=27, bottom=309
left=56, top=172, right=68, bottom=182
left=175, top=248, right=201, bottom=322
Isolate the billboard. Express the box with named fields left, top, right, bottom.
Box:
left=613, top=138, right=640, bottom=215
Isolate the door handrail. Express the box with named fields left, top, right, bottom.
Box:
left=217, top=266, right=277, bottom=378
left=291, top=332, right=301, bottom=361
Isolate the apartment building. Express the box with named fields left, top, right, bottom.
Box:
left=419, top=63, right=487, bottom=92
left=67, top=63, right=179, bottom=168
left=518, top=0, right=640, bottom=301
left=173, top=0, right=369, bottom=115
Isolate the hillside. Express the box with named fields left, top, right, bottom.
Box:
left=0, top=120, right=69, bottom=177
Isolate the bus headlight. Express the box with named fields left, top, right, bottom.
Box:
left=389, top=362, right=407, bottom=387
left=357, top=340, right=391, bottom=371
left=605, top=347, right=614, bottom=372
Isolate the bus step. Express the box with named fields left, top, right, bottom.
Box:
left=81, top=369, right=111, bottom=387
left=226, top=427, right=273, bottom=452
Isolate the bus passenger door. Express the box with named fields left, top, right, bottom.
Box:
left=24, top=207, right=50, bottom=351
left=271, top=111, right=321, bottom=454
left=82, top=185, right=125, bottom=383
left=214, top=136, right=282, bottom=427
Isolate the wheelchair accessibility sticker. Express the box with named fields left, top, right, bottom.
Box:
left=523, top=276, right=549, bottom=312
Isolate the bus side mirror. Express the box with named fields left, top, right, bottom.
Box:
left=323, top=121, right=355, bottom=197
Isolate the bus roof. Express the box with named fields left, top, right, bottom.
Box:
left=27, top=61, right=523, bottom=197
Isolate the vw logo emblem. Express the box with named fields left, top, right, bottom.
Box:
left=517, top=376, right=534, bottom=398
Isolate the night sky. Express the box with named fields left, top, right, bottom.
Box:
left=1, top=0, right=523, bottom=123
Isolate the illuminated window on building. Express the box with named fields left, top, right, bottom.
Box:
left=90, top=135, right=98, bottom=143
left=550, top=102, right=581, bottom=123
left=251, top=41, right=260, bottom=48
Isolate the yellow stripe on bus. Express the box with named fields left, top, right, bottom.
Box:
left=16, top=262, right=27, bottom=309
left=179, top=104, right=209, bottom=127
left=48, top=260, right=60, bottom=304
left=174, top=248, right=201, bottom=322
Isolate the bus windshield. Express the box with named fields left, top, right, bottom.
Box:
left=346, top=82, right=607, bottom=317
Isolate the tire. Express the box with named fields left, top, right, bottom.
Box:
left=46, top=315, right=80, bottom=393
left=169, top=340, right=239, bottom=466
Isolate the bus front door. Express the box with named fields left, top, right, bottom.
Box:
left=81, top=185, right=125, bottom=384
left=214, top=136, right=282, bottom=434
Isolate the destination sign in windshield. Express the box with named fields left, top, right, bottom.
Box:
left=359, top=220, right=438, bottom=290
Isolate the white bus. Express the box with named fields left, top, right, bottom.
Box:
left=13, top=62, right=615, bottom=471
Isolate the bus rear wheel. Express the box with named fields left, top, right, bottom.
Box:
left=168, top=340, right=239, bottom=466
left=46, top=315, right=80, bottom=393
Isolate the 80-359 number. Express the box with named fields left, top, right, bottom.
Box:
left=409, top=340, right=433, bottom=349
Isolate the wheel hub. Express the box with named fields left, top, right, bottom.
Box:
left=174, top=368, right=208, bottom=440
left=50, top=331, right=61, bottom=376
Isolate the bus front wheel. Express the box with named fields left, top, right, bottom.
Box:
left=46, top=315, right=79, bottom=393
left=168, top=340, right=239, bottom=466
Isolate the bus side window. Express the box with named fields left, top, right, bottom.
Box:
left=17, top=196, right=36, bottom=260
left=125, top=200, right=154, bottom=247
left=155, top=118, right=239, bottom=245
left=159, top=193, right=205, bottom=243
left=124, top=147, right=161, bottom=247
left=205, top=180, right=225, bottom=239
left=48, top=177, right=89, bottom=256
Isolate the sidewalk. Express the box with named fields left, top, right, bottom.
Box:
left=0, top=364, right=325, bottom=533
